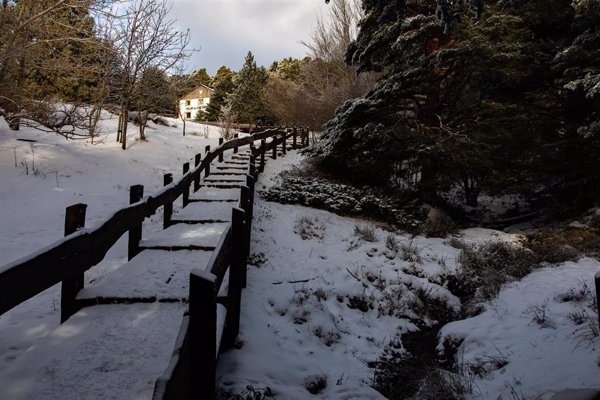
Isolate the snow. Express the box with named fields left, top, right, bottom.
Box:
left=0, top=113, right=226, bottom=375
left=440, top=258, right=600, bottom=400
left=1, top=112, right=600, bottom=399
left=77, top=250, right=213, bottom=301
left=0, top=303, right=186, bottom=400
left=139, top=221, right=229, bottom=249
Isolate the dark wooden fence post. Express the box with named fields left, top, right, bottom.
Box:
left=205, top=145, right=211, bottom=155
left=240, top=186, right=250, bottom=288
left=272, top=137, right=277, bottom=160
left=249, top=143, right=256, bottom=164
left=233, top=133, right=239, bottom=154
left=282, top=131, right=287, bottom=155
left=292, top=127, right=297, bottom=149
left=218, top=138, right=224, bottom=162
left=304, top=128, right=309, bottom=147
left=222, top=208, right=245, bottom=349
left=194, top=153, right=201, bottom=192
left=205, top=145, right=212, bottom=177
left=596, top=272, right=600, bottom=330
left=163, top=173, right=173, bottom=229
left=260, top=139, right=266, bottom=173
left=61, top=203, right=87, bottom=323
left=183, top=162, right=190, bottom=207
left=245, top=174, right=255, bottom=260
left=189, top=270, right=217, bottom=400
left=128, top=185, right=144, bottom=261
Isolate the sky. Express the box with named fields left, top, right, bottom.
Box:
left=170, top=0, right=330, bottom=76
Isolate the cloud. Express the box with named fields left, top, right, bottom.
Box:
left=171, top=0, right=329, bottom=75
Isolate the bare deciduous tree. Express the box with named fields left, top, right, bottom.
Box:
left=0, top=0, right=115, bottom=135
left=265, top=0, right=377, bottom=131
left=106, top=0, right=191, bottom=149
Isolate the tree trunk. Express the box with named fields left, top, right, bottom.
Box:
left=121, top=107, right=128, bottom=150
left=117, top=112, right=122, bottom=143
left=419, top=157, right=438, bottom=205
left=138, top=110, right=148, bottom=141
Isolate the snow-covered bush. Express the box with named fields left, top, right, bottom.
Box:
left=293, top=216, right=325, bottom=240
left=526, top=227, right=600, bottom=264
left=260, top=174, right=421, bottom=229
left=455, top=241, right=539, bottom=303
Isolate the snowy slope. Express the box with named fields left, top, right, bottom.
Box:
left=1, top=114, right=599, bottom=399
left=0, top=113, right=224, bottom=375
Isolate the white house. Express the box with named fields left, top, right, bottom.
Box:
left=178, top=84, right=214, bottom=120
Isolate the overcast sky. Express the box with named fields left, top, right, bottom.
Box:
left=171, top=0, right=330, bottom=76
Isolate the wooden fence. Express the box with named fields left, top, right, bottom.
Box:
left=0, top=127, right=308, bottom=399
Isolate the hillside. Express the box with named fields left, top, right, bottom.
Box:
left=1, top=115, right=599, bottom=399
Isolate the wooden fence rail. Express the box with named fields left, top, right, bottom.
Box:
left=0, top=127, right=306, bottom=318
left=0, top=125, right=308, bottom=400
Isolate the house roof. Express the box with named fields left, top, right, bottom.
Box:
left=180, top=84, right=214, bottom=101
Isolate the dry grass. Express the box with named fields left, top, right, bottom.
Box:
left=526, top=227, right=600, bottom=264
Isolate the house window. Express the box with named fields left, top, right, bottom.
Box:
left=185, top=100, right=190, bottom=106
left=186, top=112, right=191, bottom=119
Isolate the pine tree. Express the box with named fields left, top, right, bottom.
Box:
left=315, top=0, right=598, bottom=215
left=229, top=51, right=269, bottom=124
left=204, top=75, right=234, bottom=122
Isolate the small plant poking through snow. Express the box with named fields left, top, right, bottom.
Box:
left=247, top=252, right=267, bottom=267
left=567, top=307, right=589, bottom=325
left=293, top=216, right=326, bottom=240
left=304, top=375, right=327, bottom=395
left=217, top=385, right=275, bottom=400
left=555, top=280, right=593, bottom=303
left=400, top=239, right=423, bottom=263
left=523, top=299, right=554, bottom=328
left=385, top=233, right=400, bottom=253
left=354, top=224, right=377, bottom=242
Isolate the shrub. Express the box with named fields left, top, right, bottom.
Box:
left=421, top=207, right=459, bottom=238
left=455, top=241, right=539, bottom=302
left=304, top=375, right=327, bottom=395
left=354, top=224, right=377, bottom=242
left=526, top=228, right=600, bottom=264
left=294, top=216, right=326, bottom=240
left=260, top=172, right=422, bottom=230
left=385, top=233, right=400, bottom=252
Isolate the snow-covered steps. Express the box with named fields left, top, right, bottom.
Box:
left=172, top=201, right=234, bottom=224
left=0, top=303, right=185, bottom=400
left=215, top=165, right=247, bottom=171
left=140, top=222, right=229, bottom=251
left=204, top=175, right=245, bottom=183
left=188, top=187, right=240, bottom=202
left=201, top=182, right=243, bottom=189
left=77, top=250, right=212, bottom=303
left=208, top=171, right=247, bottom=176
left=220, top=160, right=247, bottom=166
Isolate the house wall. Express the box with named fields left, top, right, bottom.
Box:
left=179, top=86, right=214, bottom=120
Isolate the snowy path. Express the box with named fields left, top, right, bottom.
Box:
left=0, top=151, right=254, bottom=400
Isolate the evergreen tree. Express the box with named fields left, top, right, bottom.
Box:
left=229, top=51, right=269, bottom=124
left=314, top=0, right=599, bottom=216
left=204, top=74, right=234, bottom=122
left=192, top=67, right=212, bottom=87
left=213, top=65, right=234, bottom=85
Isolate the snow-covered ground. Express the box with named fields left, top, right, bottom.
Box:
left=0, top=114, right=223, bottom=375
left=1, top=114, right=599, bottom=399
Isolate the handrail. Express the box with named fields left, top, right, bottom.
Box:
left=0, top=127, right=308, bottom=317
